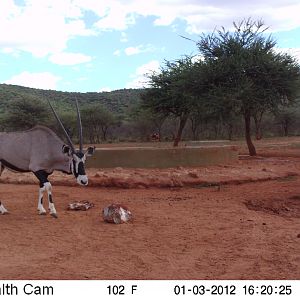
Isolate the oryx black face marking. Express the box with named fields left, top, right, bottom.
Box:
left=77, top=161, right=85, bottom=175
left=72, top=154, right=86, bottom=177
left=76, top=152, right=84, bottom=159
left=71, top=152, right=88, bottom=186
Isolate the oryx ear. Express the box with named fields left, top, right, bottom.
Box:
left=85, top=146, right=95, bottom=156
left=62, top=145, right=72, bottom=156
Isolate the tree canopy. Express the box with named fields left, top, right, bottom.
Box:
left=2, top=95, right=49, bottom=130
left=142, top=56, right=208, bottom=146
left=196, top=19, right=300, bottom=155
left=142, top=18, right=300, bottom=154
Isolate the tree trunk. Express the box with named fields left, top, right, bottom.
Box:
left=154, top=116, right=166, bottom=142
left=190, top=118, right=197, bottom=140
left=102, top=126, right=108, bottom=141
left=244, top=112, right=257, bottom=156
left=253, top=112, right=263, bottom=140
left=158, top=127, right=162, bottom=142
left=283, top=121, right=288, bottom=136
left=227, top=123, right=233, bottom=140
left=173, top=116, right=188, bottom=147
left=255, top=129, right=262, bottom=140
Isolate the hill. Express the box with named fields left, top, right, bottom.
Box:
left=0, top=84, right=143, bottom=115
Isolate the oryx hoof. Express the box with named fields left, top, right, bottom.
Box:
left=50, top=213, right=58, bottom=218
left=37, top=206, right=47, bottom=215
left=0, top=211, right=9, bottom=215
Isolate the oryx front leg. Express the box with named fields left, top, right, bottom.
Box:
left=44, top=182, right=57, bottom=218
left=34, top=171, right=57, bottom=218
left=37, top=185, right=47, bottom=215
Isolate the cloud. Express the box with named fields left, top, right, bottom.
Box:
left=77, top=0, right=137, bottom=31
left=113, top=45, right=157, bottom=56
left=94, top=11, right=136, bottom=31
left=1, top=47, right=21, bottom=58
left=4, top=71, right=61, bottom=90
left=124, top=46, right=143, bottom=56
left=126, top=60, right=160, bottom=89
left=2, top=0, right=300, bottom=61
left=113, top=49, right=121, bottom=56
left=120, top=32, right=128, bottom=43
left=75, top=0, right=300, bottom=33
left=49, top=52, right=92, bottom=65
left=0, top=0, right=94, bottom=57
left=122, top=44, right=156, bottom=56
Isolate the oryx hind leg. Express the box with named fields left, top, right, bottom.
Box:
left=34, top=170, right=57, bottom=218
left=0, top=163, right=8, bottom=215
left=0, top=201, right=8, bottom=215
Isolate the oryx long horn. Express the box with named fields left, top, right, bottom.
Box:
left=47, top=98, right=76, bottom=153
left=75, top=96, right=83, bottom=152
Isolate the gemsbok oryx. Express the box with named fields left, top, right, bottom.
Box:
left=0, top=98, right=95, bottom=218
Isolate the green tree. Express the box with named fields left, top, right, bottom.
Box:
left=142, top=56, right=206, bottom=146
left=274, top=104, right=300, bottom=136
left=58, top=111, right=78, bottom=141
left=130, top=103, right=167, bottom=141
left=81, top=104, right=118, bottom=142
left=2, top=95, right=48, bottom=130
left=197, top=18, right=300, bottom=155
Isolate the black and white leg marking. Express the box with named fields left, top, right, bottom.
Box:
left=37, top=184, right=47, bottom=215
left=34, top=171, right=57, bottom=218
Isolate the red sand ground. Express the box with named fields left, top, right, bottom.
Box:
left=0, top=137, right=299, bottom=279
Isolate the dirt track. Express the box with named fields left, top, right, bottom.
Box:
left=0, top=139, right=299, bottom=280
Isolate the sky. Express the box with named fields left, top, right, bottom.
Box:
left=1, top=0, right=300, bottom=93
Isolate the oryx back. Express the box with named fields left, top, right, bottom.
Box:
left=0, top=125, right=69, bottom=174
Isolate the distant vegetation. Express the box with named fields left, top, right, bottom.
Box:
left=0, top=19, right=299, bottom=156
left=0, top=81, right=299, bottom=145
